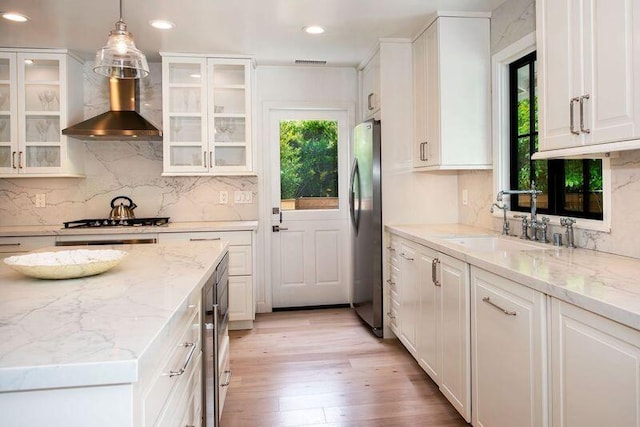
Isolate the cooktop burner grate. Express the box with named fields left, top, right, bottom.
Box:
left=63, top=217, right=170, bottom=229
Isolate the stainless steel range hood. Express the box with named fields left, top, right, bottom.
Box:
left=62, top=78, right=161, bottom=140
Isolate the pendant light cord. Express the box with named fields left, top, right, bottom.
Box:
left=119, top=0, right=124, bottom=22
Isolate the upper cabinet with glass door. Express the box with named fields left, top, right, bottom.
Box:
left=0, top=49, right=84, bottom=178
left=161, top=54, right=254, bottom=176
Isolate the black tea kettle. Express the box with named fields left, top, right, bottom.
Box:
left=109, top=196, right=137, bottom=220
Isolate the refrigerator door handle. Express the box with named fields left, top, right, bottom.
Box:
left=349, top=158, right=361, bottom=231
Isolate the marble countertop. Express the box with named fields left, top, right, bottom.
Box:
left=387, top=224, right=640, bottom=331
left=0, top=220, right=258, bottom=237
left=0, top=240, right=228, bottom=393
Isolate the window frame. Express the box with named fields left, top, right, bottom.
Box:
left=491, top=32, right=611, bottom=232
left=507, top=52, right=603, bottom=221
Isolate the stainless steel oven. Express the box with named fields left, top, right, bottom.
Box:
left=202, top=252, right=229, bottom=427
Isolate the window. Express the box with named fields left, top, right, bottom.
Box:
left=509, top=52, right=603, bottom=220
left=279, top=119, right=339, bottom=211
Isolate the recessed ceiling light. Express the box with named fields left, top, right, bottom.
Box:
left=303, top=25, right=325, bottom=35
left=149, top=20, right=175, bottom=30
left=2, top=12, right=30, bottom=22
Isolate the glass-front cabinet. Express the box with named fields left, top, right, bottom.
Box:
left=161, top=54, right=253, bottom=175
left=0, top=49, right=84, bottom=177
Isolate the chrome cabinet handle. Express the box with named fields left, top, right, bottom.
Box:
left=399, top=252, right=414, bottom=261
left=0, top=243, right=20, bottom=247
left=570, top=97, right=580, bottom=135
left=420, top=141, right=428, bottom=161
left=11, top=151, right=17, bottom=169
left=18, top=151, right=23, bottom=169
left=203, top=150, right=207, bottom=168
left=431, top=258, right=441, bottom=287
left=210, top=151, right=213, bottom=168
left=162, top=342, right=197, bottom=377
left=367, top=93, right=375, bottom=110
left=482, top=296, right=517, bottom=316
left=387, top=311, right=396, bottom=319
left=580, top=94, right=591, bottom=134
left=386, top=279, right=395, bottom=287
left=189, top=237, right=221, bottom=241
left=221, top=369, right=232, bottom=387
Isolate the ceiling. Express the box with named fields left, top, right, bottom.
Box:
left=0, top=0, right=507, bottom=67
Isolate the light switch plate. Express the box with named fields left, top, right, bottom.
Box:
left=35, top=193, right=46, bottom=208
left=234, top=191, right=253, bottom=204
left=462, top=189, right=468, bottom=206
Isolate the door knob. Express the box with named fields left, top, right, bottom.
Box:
left=272, top=225, right=289, bottom=232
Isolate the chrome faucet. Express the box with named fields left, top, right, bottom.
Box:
left=560, top=217, right=577, bottom=248
left=491, top=202, right=510, bottom=235
left=498, top=182, right=543, bottom=240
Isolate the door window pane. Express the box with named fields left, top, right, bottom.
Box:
left=280, top=120, right=338, bottom=211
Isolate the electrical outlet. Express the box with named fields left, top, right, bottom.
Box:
left=219, top=191, right=228, bottom=204
left=234, top=191, right=253, bottom=204
left=462, top=189, right=469, bottom=206
left=35, top=193, right=46, bottom=208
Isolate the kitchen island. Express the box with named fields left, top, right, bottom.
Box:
left=0, top=240, right=228, bottom=427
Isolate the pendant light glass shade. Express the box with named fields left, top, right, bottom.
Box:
left=93, top=3, right=149, bottom=79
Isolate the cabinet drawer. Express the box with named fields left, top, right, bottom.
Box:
left=159, top=230, right=251, bottom=245
left=156, top=352, right=202, bottom=427
left=0, top=236, right=55, bottom=253
left=229, top=245, right=251, bottom=275
left=218, top=334, right=231, bottom=416
left=144, top=307, right=201, bottom=427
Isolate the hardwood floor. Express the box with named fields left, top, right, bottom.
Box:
left=220, top=308, right=467, bottom=427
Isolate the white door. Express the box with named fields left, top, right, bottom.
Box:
left=269, top=108, right=350, bottom=308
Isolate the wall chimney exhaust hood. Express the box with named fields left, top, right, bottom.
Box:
left=62, top=78, right=161, bottom=140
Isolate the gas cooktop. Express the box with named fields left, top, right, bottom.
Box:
left=63, top=218, right=170, bottom=229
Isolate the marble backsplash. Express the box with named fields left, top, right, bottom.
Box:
left=0, top=62, right=257, bottom=226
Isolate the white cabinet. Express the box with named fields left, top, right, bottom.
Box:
left=416, top=246, right=439, bottom=383
left=471, top=268, right=547, bottom=427
left=161, top=54, right=254, bottom=176
left=158, top=230, right=255, bottom=328
left=360, top=51, right=380, bottom=121
left=384, top=238, right=401, bottom=337
left=0, top=235, right=55, bottom=257
left=537, top=0, right=640, bottom=155
left=0, top=49, right=84, bottom=177
left=436, top=252, right=470, bottom=422
left=398, top=241, right=420, bottom=355
left=393, top=235, right=470, bottom=422
left=412, top=14, right=491, bottom=170
left=551, top=299, right=640, bottom=427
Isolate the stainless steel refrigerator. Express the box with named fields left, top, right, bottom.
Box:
left=350, top=119, right=382, bottom=337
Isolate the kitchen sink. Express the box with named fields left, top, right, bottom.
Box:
left=441, top=235, right=547, bottom=252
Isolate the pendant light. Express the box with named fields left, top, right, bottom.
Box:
left=94, top=0, right=149, bottom=79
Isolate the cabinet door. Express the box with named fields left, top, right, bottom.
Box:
left=162, top=57, right=208, bottom=174
left=537, top=0, right=584, bottom=151
left=361, top=52, right=380, bottom=120
left=551, top=299, right=640, bottom=427
left=438, top=252, right=470, bottom=422
left=413, top=23, right=440, bottom=168
left=208, top=58, right=252, bottom=174
left=388, top=263, right=401, bottom=335
left=583, top=0, right=640, bottom=145
left=0, top=53, right=17, bottom=175
left=229, top=275, right=253, bottom=322
left=416, top=246, right=440, bottom=384
left=17, top=52, right=65, bottom=174
left=471, top=268, right=547, bottom=427
left=398, top=241, right=419, bottom=355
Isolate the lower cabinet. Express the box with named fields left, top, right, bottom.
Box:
left=0, top=235, right=55, bottom=258
left=392, top=235, right=470, bottom=422
left=551, top=299, right=640, bottom=427
left=471, top=267, right=547, bottom=427
left=158, top=230, right=255, bottom=328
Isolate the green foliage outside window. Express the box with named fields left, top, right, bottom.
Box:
left=279, top=120, right=338, bottom=200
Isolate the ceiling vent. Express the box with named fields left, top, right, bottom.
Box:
left=294, top=59, right=327, bottom=65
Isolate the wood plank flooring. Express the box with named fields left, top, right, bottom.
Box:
left=220, top=308, right=467, bottom=427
